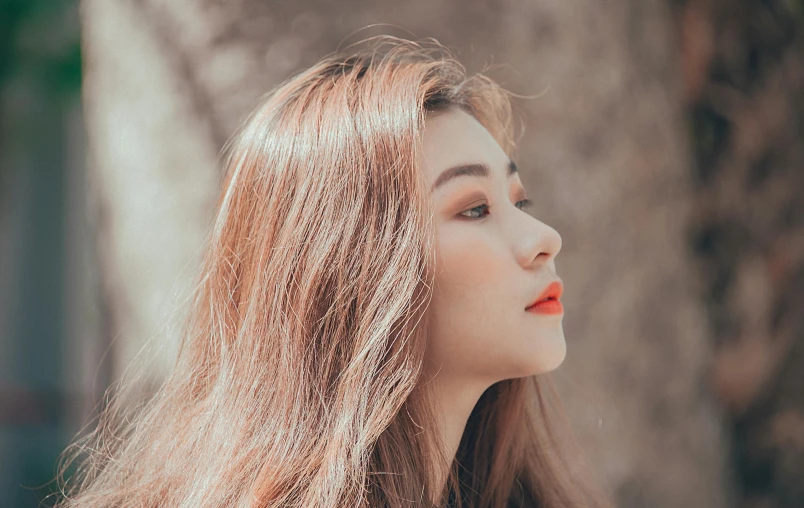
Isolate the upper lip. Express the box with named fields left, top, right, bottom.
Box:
left=525, top=280, right=564, bottom=309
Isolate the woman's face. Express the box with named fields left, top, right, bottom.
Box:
left=419, top=106, right=565, bottom=387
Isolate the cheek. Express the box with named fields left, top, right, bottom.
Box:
left=436, top=225, right=507, bottom=309
left=427, top=227, right=519, bottom=377
left=439, top=230, right=505, bottom=295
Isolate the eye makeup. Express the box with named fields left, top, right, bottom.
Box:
left=444, top=184, right=529, bottom=214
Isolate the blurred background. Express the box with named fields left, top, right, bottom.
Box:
left=1, top=0, right=802, bottom=507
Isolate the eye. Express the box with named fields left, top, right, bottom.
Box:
left=459, top=198, right=533, bottom=220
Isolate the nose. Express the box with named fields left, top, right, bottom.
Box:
left=515, top=218, right=562, bottom=268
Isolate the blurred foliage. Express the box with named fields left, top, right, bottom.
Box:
left=0, top=0, right=81, bottom=100
left=680, top=0, right=804, bottom=505
left=0, top=0, right=80, bottom=211
left=1, top=1, right=81, bottom=506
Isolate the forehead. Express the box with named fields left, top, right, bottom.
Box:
left=418, top=107, right=511, bottom=187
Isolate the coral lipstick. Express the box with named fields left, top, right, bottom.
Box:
left=525, top=281, right=564, bottom=315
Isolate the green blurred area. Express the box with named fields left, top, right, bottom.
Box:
left=1, top=1, right=81, bottom=506
left=0, top=0, right=81, bottom=97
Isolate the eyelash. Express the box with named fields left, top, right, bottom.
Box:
left=459, top=199, right=534, bottom=220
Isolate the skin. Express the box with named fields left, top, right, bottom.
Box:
left=417, top=106, right=565, bottom=502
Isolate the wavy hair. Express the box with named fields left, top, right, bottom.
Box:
left=55, top=36, right=613, bottom=508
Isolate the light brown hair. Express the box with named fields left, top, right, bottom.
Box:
left=55, top=36, right=613, bottom=508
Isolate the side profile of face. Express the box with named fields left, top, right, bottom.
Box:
left=419, top=106, right=565, bottom=389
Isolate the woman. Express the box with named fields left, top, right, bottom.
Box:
left=56, top=36, right=613, bottom=508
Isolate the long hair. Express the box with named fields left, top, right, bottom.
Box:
left=55, top=36, right=613, bottom=508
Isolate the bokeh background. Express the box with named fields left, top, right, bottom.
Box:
left=1, top=0, right=803, bottom=507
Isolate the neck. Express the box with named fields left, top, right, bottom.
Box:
left=426, top=373, right=491, bottom=506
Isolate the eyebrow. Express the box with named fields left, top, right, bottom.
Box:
left=430, top=160, right=518, bottom=193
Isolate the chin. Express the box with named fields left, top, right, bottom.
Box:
left=516, top=333, right=567, bottom=376
left=542, top=339, right=567, bottom=373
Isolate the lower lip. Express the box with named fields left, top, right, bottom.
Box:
left=526, top=299, right=564, bottom=315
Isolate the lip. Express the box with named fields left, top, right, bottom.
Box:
left=525, top=280, right=564, bottom=315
